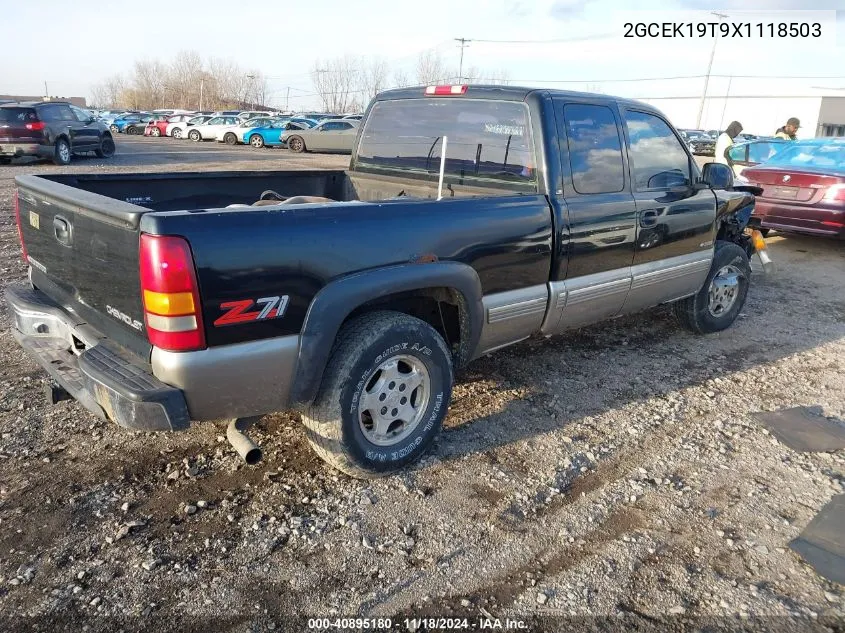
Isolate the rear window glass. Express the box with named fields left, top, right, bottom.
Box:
left=764, top=142, right=845, bottom=171
left=357, top=98, right=537, bottom=193
left=0, top=108, right=37, bottom=123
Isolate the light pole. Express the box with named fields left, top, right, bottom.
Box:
left=696, top=11, right=728, bottom=129
left=455, top=38, right=471, bottom=82
left=199, top=76, right=205, bottom=111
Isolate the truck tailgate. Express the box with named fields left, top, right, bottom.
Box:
left=16, top=175, right=152, bottom=359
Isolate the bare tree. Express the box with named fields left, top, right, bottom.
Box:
left=311, top=55, right=360, bottom=113
left=391, top=68, right=411, bottom=89
left=358, top=57, right=390, bottom=102
left=415, top=50, right=450, bottom=85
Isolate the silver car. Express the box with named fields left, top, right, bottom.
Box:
left=281, top=119, right=359, bottom=153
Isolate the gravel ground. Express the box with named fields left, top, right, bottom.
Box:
left=0, top=137, right=843, bottom=632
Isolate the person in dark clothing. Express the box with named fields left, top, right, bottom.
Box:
left=715, top=120, right=743, bottom=167
left=775, top=117, right=800, bottom=140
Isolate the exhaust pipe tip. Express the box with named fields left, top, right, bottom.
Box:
left=227, top=418, right=263, bottom=465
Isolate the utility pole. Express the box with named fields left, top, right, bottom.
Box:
left=719, top=75, right=733, bottom=131
left=696, top=11, right=728, bottom=129
left=455, top=38, right=471, bottom=82
left=199, top=77, right=204, bottom=111
left=44, top=81, right=48, bottom=97
left=285, top=86, right=290, bottom=111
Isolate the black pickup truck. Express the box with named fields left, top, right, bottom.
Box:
left=7, top=85, right=762, bottom=478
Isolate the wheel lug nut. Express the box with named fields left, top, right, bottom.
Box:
left=400, top=397, right=407, bottom=405
left=399, top=384, right=406, bottom=392
left=380, top=407, right=387, bottom=415
left=388, top=381, right=396, bottom=389
left=391, top=408, right=398, bottom=417
left=379, top=393, right=386, bottom=401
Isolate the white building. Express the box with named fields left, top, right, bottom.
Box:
left=640, top=93, right=845, bottom=138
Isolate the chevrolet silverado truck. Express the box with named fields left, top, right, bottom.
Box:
left=7, top=85, right=763, bottom=478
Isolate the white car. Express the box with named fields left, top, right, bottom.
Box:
left=185, top=115, right=241, bottom=141
left=160, top=114, right=197, bottom=137
left=216, top=117, right=280, bottom=144
left=169, top=115, right=211, bottom=139
left=237, top=110, right=273, bottom=121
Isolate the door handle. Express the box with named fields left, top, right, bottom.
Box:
left=640, top=209, right=659, bottom=228
left=53, top=215, right=72, bottom=246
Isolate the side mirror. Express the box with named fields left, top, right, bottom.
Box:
left=701, top=162, right=734, bottom=190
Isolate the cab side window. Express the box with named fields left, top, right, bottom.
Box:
left=562, top=103, right=625, bottom=195
left=624, top=110, right=690, bottom=191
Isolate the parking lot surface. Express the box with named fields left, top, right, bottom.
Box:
left=0, top=136, right=843, bottom=629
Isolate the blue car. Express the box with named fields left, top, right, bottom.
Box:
left=246, top=118, right=318, bottom=148
left=110, top=112, right=153, bottom=133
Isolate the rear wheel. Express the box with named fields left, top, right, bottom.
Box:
left=224, top=132, right=238, bottom=145
left=674, top=241, right=751, bottom=334
left=53, top=138, right=71, bottom=165
left=288, top=135, right=305, bottom=152
left=301, top=311, right=453, bottom=478
left=95, top=135, right=115, bottom=158
left=172, top=127, right=183, bottom=139
left=249, top=134, right=264, bottom=148
left=127, top=126, right=139, bottom=135
left=188, top=129, right=201, bottom=141
left=109, top=124, right=119, bottom=133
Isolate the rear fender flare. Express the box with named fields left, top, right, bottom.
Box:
left=289, top=262, right=483, bottom=407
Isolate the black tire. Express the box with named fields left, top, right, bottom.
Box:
left=224, top=132, right=238, bottom=145
left=95, top=135, right=115, bottom=158
left=288, top=135, right=305, bottom=153
left=673, top=241, right=751, bottom=334
left=249, top=134, right=264, bottom=148
left=301, top=311, right=453, bottom=478
left=126, top=126, right=138, bottom=135
left=0, top=158, right=11, bottom=165
left=759, top=228, right=770, bottom=238
left=189, top=129, right=201, bottom=142
left=53, top=137, right=71, bottom=165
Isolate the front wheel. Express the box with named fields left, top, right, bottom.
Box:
left=150, top=127, right=161, bottom=137
left=674, top=241, right=751, bottom=334
left=172, top=128, right=183, bottom=139
left=287, top=135, right=305, bottom=152
left=249, top=134, right=264, bottom=148
left=188, top=129, right=201, bottom=141
left=301, top=311, right=453, bottom=478
left=224, top=132, right=238, bottom=145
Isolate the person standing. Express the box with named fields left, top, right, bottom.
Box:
left=775, top=117, right=800, bottom=140
left=715, top=121, right=743, bottom=167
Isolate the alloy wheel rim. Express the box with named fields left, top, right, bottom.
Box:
left=357, top=355, right=430, bottom=447
left=708, top=264, right=743, bottom=317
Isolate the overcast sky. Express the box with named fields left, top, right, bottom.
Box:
left=2, top=0, right=843, bottom=109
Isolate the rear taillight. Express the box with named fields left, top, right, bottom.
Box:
left=823, top=184, right=845, bottom=203
left=139, top=234, right=206, bottom=351
left=14, top=190, right=28, bottom=263
left=424, top=85, right=468, bottom=96
left=25, top=121, right=46, bottom=131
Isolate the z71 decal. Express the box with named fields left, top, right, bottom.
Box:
left=214, top=295, right=289, bottom=327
